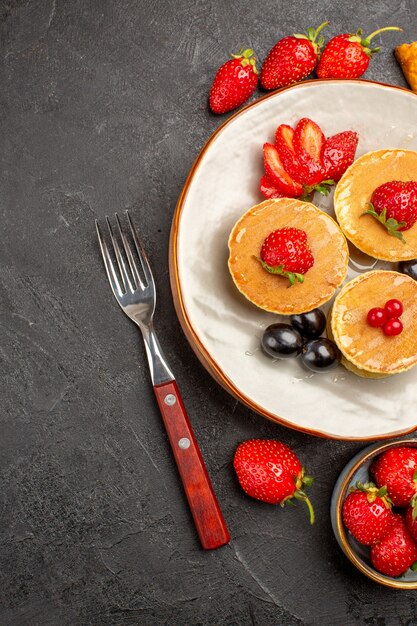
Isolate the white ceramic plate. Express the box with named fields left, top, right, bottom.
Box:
left=169, top=80, right=417, bottom=440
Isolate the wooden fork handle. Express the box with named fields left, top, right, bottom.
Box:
left=153, top=380, right=230, bottom=550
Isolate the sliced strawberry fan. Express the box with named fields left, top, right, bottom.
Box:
left=260, top=117, right=358, bottom=201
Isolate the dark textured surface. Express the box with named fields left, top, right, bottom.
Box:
left=1, top=1, right=416, bottom=624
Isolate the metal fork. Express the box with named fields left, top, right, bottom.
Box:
left=96, top=211, right=230, bottom=550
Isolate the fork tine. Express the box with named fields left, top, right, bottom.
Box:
left=105, top=216, right=134, bottom=293
left=126, top=211, right=154, bottom=286
left=115, top=213, right=144, bottom=289
left=95, top=220, right=123, bottom=297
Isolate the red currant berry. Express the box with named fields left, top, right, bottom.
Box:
left=384, top=299, right=403, bottom=319
left=367, top=307, right=387, bottom=328
left=383, top=318, right=403, bottom=336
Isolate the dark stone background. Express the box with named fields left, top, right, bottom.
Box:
left=1, top=1, right=416, bottom=624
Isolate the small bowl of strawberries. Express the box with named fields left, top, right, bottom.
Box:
left=331, top=439, right=417, bottom=588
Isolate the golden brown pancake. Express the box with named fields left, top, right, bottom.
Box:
left=330, top=270, right=417, bottom=376
left=334, top=149, right=417, bottom=261
left=228, top=198, right=349, bottom=315
left=327, top=306, right=389, bottom=379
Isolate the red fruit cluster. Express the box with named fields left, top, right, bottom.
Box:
left=261, top=117, right=358, bottom=200
left=367, top=298, right=404, bottom=336
left=343, top=447, right=417, bottom=577
left=233, top=439, right=315, bottom=524
left=209, top=25, right=401, bottom=115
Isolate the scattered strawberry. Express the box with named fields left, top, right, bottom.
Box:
left=322, top=131, right=359, bottom=181
left=256, top=227, right=314, bottom=285
left=261, top=22, right=328, bottom=90
left=209, top=49, right=258, bottom=114
left=263, top=143, right=303, bottom=197
left=370, top=514, right=417, bottom=577
left=363, top=181, right=417, bottom=243
left=233, top=439, right=315, bottom=523
left=371, top=447, right=417, bottom=507
left=316, top=26, right=402, bottom=79
left=293, top=118, right=325, bottom=185
left=342, top=482, right=393, bottom=545
left=259, top=175, right=284, bottom=199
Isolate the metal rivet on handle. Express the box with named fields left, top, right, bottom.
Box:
left=164, top=394, right=176, bottom=406
left=178, top=437, right=191, bottom=449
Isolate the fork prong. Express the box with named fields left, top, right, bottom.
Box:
left=126, top=211, right=154, bottom=287
left=105, top=216, right=134, bottom=293
left=115, top=213, right=144, bottom=289
left=95, top=220, right=123, bottom=297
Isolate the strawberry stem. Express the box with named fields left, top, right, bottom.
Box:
left=351, top=480, right=393, bottom=509
left=313, top=21, right=330, bottom=41
left=294, top=491, right=315, bottom=524
left=365, top=26, right=402, bottom=44
left=231, top=48, right=259, bottom=74
left=293, top=22, right=329, bottom=54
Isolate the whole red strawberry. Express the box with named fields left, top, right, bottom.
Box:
left=261, top=22, right=328, bottom=90
left=322, top=131, right=359, bottom=181
left=209, top=49, right=258, bottom=114
left=342, top=482, right=393, bottom=545
left=257, top=227, right=314, bottom=285
left=317, top=26, right=402, bottom=79
left=370, top=514, right=417, bottom=577
left=233, top=439, right=314, bottom=523
left=371, top=447, right=417, bottom=507
left=363, top=181, right=417, bottom=243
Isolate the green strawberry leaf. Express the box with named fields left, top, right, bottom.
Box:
left=303, top=475, right=314, bottom=487
left=411, top=561, right=417, bottom=572
left=301, top=179, right=335, bottom=201
left=294, top=490, right=315, bottom=524
left=411, top=493, right=417, bottom=521
left=254, top=257, right=305, bottom=287
left=362, top=203, right=407, bottom=243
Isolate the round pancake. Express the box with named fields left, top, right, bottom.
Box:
left=326, top=306, right=389, bottom=379
left=334, top=149, right=417, bottom=261
left=330, top=270, right=417, bottom=376
left=228, top=198, right=349, bottom=315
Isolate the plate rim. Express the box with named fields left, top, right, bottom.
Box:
left=169, top=78, right=417, bottom=441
